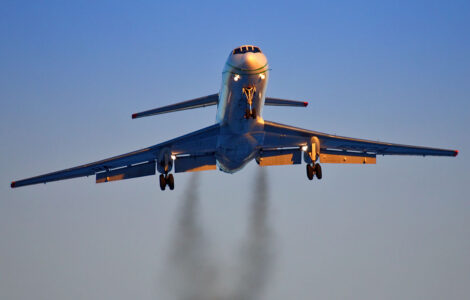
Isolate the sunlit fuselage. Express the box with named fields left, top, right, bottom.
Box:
left=215, top=47, right=270, bottom=173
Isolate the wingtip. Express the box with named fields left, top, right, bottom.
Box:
left=303, top=101, right=308, bottom=107
left=132, top=113, right=137, bottom=119
left=454, top=150, right=459, bottom=157
left=11, top=181, right=16, bottom=188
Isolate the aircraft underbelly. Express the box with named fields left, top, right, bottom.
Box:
left=215, top=127, right=265, bottom=173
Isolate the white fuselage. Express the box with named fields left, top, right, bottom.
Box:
left=215, top=48, right=270, bottom=173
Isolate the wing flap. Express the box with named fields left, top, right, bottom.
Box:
left=96, top=161, right=156, bottom=183
left=256, top=149, right=302, bottom=166
left=319, top=150, right=376, bottom=164
left=174, top=154, right=217, bottom=173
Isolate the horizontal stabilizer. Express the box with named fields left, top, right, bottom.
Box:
left=132, top=94, right=218, bottom=119
left=265, top=97, right=308, bottom=107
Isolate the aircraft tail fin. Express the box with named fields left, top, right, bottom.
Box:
left=265, top=97, right=308, bottom=107
left=132, top=94, right=218, bottom=119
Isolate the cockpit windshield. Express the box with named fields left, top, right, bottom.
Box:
left=232, top=45, right=262, bottom=55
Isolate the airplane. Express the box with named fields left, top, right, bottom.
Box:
left=11, top=45, right=458, bottom=190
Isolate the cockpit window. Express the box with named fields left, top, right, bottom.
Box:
left=232, top=46, right=261, bottom=55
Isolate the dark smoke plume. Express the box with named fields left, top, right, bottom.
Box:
left=164, top=174, right=218, bottom=300
left=231, top=167, right=273, bottom=300
left=163, top=169, right=274, bottom=300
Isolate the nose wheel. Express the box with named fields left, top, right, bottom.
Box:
left=159, top=173, right=175, bottom=191
left=242, top=86, right=257, bottom=120
left=244, top=108, right=257, bottom=119
left=306, top=163, right=322, bottom=180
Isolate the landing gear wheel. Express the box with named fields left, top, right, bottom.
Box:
left=306, top=164, right=314, bottom=180
left=314, top=163, right=322, bottom=179
left=167, top=174, right=175, bottom=190
left=159, top=174, right=166, bottom=190
left=251, top=108, right=257, bottom=119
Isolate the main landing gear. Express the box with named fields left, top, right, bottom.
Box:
left=159, top=173, right=175, bottom=191
left=306, top=163, right=322, bottom=180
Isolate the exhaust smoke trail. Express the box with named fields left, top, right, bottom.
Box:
left=231, top=167, right=273, bottom=300
left=163, top=168, right=274, bottom=300
left=163, top=173, right=218, bottom=300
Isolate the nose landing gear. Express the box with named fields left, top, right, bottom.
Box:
left=244, top=108, right=257, bottom=119
left=159, top=173, right=175, bottom=191
left=306, top=163, right=322, bottom=180
left=242, top=86, right=257, bottom=119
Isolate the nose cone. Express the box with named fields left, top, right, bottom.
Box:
left=227, top=52, right=268, bottom=72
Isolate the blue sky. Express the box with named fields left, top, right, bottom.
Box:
left=1, top=1, right=469, bottom=299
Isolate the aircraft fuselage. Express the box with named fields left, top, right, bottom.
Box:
left=215, top=47, right=270, bottom=173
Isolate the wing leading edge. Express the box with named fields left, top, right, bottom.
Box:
left=263, top=120, right=458, bottom=157
left=11, top=124, right=220, bottom=188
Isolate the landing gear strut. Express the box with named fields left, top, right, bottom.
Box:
left=159, top=173, right=175, bottom=191
left=306, top=163, right=322, bottom=180
left=242, top=86, right=257, bottom=119
left=244, top=108, right=257, bottom=119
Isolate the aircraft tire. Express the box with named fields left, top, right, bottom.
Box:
left=159, top=174, right=166, bottom=190
left=251, top=108, right=257, bottom=119
left=167, top=174, right=175, bottom=190
left=315, top=163, right=322, bottom=179
left=245, top=108, right=250, bottom=119
left=306, top=164, right=314, bottom=180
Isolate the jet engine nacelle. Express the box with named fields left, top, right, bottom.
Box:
left=304, top=136, right=320, bottom=164
left=157, top=148, right=173, bottom=174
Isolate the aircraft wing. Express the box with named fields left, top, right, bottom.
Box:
left=263, top=120, right=458, bottom=157
left=11, top=124, right=220, bottom=188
